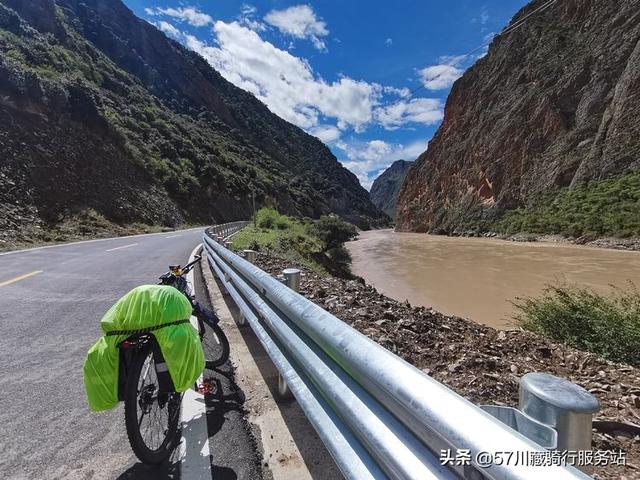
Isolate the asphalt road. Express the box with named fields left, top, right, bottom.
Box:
left=0, top=229, right=218, bottom=479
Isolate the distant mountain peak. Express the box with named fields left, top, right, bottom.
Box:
left=369, top=160, right=414, bottom=221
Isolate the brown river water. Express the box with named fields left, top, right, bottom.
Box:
left=347, top=229, right=640, bottom=329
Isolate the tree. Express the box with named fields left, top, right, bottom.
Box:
left=312, top=215, right=358, bottom=251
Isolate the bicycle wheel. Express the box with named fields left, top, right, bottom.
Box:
left=124, top=346, right=182, bottom=464
left=199, top=310, right=230, bottom=369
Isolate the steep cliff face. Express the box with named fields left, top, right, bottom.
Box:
left=396, top=0, right=640, bottom=233
left=0, top=0, right=387, bottom=245
left=369, top=160, right=413, bottom=221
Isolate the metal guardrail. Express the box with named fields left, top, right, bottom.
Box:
left=202, top=228, right=591, bottom=480
left=208, top=221, right=251, bottom=240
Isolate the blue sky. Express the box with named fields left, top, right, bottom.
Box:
left=123, top=0, right=529, bottom=189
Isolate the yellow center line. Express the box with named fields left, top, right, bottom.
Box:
left=0, top=270, right=43, bottom=288
left=105, top=243, right=138, bottom=252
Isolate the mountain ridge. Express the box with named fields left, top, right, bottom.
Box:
left=396, top=0, right=640, bottom=235
left=369, top=160, right=413, bottom=221
left=0, top=0, right=388, bottom=247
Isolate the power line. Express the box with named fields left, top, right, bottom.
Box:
left=408, top=0, right=558, bottom=98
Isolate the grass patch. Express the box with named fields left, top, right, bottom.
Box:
left=232, top=208, right=358, bottom=277
left=495, top=172, right=640, bottom=238
left=513, top=283, right=640, bottom=365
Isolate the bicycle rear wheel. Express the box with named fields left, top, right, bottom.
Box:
left=124, top=346, right=182, bottom=464
left=198, top=308, right=230, bottom=368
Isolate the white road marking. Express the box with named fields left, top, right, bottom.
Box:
left=0, top=227, right=204, bottom=257
left=166, top=234, right=183, bottom=239
left=105, top=243, right=138, bottom=252
left=179, top=243, right=212, bottom=479
left=0, top=270, right=43, bottom=288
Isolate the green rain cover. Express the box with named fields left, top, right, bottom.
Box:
left=83, top=285, right=205, bottom=412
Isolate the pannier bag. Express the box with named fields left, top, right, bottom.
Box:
left=83, top=285, right=205, bottom=412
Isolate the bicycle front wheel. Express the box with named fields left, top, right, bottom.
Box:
left=124, top=347, right=182, bottom=464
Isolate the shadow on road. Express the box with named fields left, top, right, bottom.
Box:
left=115, top=460, right=179, bottom=479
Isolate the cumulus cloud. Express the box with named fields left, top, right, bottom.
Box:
left=146, top=6, right=213, bottom=27
left=184, top=22, right=380, bottom=131
left=309, top=125, right=342, bottom=143
left=264, top=5, right=329, bottom=51
left=374, top=98, right=443, bottom=130
left=337, top=139, right=427, bottom=189
left=419, top=64, right=463, bottom=90
left=154, top=20, right=181, bottom=38
left=146, top=7, right=441, bottom=186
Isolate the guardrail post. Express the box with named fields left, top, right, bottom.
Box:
left=243, top=249, right=256, bottom=264
left=276, top=268, right=301, bottom=401
left=519, top=373, right=599, bottom=472
left=224, top=241, right=233, bottom=250
left=283, top=268, right=301, bottom=292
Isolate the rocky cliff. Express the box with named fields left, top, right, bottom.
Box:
left=369, top=160, right=413, bottom=221
left=396, top=0, right=640, bottom=234
left=0, top=0, right=388, bottom=246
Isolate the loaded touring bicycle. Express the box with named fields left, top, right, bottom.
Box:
left=84, top=255, right=229, bottom=464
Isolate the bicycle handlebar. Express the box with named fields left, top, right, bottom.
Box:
left=181, top=255, right=201, bottom=274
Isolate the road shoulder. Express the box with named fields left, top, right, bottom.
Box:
left=200, top=255, right=342, bottom=480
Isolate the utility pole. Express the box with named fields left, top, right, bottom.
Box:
left=252, top=187, right=256, bottom=229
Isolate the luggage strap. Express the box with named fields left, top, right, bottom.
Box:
left=106, top=318, right=191, bottom=336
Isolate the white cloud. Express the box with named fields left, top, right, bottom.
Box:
left=309, top=125, right=341, bottom=143
left=240, top=4, right=257, bottom=16
left=264, top=5, right=329, bottom=51
left=439, top=54, right=467, bottom=67
left=383, top=86, right=410, bottom=97
left=184, top=22, right=380, bottom=131
left=238, top=4, right=265, bottom=31
left=419, top=64, right=463, bottom=90
left=337, top=139, right=427, bottom=189
left=480, top=7, right=490, bottom=25
left=151, top=9, right=442, bottom=187
left=146, top=6, right=213, bottom=27
left=385, top=38, right=393, bottom=46
left=374, top=98, right=443, bottom=130
left=154, top=20, right=182, bottom=38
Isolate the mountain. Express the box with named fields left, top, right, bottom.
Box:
left=396, top=0, right=640, bottom=235
left=369, top=160, right=413, bottom=221
left=0, top=0, right=388, bottom=246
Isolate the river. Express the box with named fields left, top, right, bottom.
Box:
left=347, top=230, right=640, bottom=329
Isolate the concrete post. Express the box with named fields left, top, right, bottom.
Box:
left=277, top=267, right=301, bottom=401
left=224, top=241, right=233, bottom=251
left=243, top=249, right=256, bottom=264
left=519, top=372, right=599, bottom=472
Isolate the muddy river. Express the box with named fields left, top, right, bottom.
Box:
left=347, top=230, right=640, bottom=329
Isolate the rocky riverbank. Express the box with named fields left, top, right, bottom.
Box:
left=446, top=231, right=640, bottom=252
left=254, top=252, right=640, bottom=479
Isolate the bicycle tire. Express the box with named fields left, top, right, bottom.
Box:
left=124, top=346, right=181, bottom=464
left=197, top=307, right=230, bottom=368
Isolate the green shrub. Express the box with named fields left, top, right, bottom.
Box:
left=311, top=215, right=358, bottom=250
left=233, top=209, right=359, bottom=277
left=495, top=172, right=640, bottom=238
left=256, top=208, right=280, bottom=229
left=513, top=283, right=640, bottom=365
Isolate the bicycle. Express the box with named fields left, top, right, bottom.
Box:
left=120, top=254, right=230, bottom=464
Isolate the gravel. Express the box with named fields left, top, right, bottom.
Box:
left=255, top=252, right=640, bottom=479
